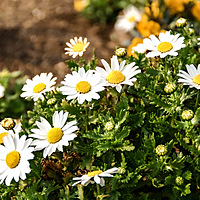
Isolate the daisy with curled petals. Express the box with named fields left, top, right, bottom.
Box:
left=72, top=167, right=118, bottom=187
left=21, top=73, right=57, bottom=101
left=30, top=111, right=78, bottom=158
left=177, top=64, right=200, bottom=89
left=0, top=133, right=34, bottom=186
left=60, top=68, right=105, bottom=104
left=65, top=37, right=90, bottom=58
left=143, top=31, right=186, bottom=58
left=114, top=6, right=142, bottom=33
left=95, top=55, right=141, bottom=93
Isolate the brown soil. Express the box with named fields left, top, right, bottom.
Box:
left=0, top=0, right=119, bottom=82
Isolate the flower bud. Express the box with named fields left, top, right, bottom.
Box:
left=164, top=83, right=176, bottom=93
left=188, top=28, right=194, bottom=35
left=176, top=18, right=187, bottom=27
left=105, top=122, right=114, bottom=131
left=1, top=118, right=16, bottom=130
left=181, top=110, right=194, bottom=120
left=115, top=48, right=127, bottom=57
left=47, top=98, right=57, bottom=105
left=175, top=176, right=183, bottom=185
left=156, top=144, right=167, bottom=156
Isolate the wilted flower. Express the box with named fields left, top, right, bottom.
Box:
left=72, top=167, right=118, bottom=187
left=156, top=144, right=167, bottom=156
left=181, top=110, right=194, bottom=120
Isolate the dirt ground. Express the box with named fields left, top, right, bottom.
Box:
left=0, top=0, right=119, bottom=82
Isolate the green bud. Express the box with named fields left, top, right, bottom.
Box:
left=164, top=83, right=176, bottom=93
left=105, top=122, right=114, bottom=131
left=181, top=110, right=194, bottom=120
left=175, top=176, right=183, bottom=185
left=47, top=98, right=57, bottom=105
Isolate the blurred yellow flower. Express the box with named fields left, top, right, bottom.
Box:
left=127, top=37, right=143, bottom=57
left=74, top=0, right=88, bottom=12
left=144, top=0, right=163, bottom=20
left=137, top=14, right=161, bottom=38
left=164, top=0, right=190, bottom=14
left=192, top=1, right=200, bottom=21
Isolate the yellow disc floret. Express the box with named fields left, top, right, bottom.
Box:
left=33, top=83, right=46, bottom=93
left=157, top=42, right=173, bottom=53
left=76, top=81, right=91, bottom=93
left=0, top=132, right=8, bottom=144
left=128, top=16, right=135, bottom=22
left=47, top=127, right=64, bottom=144
left=87, top=170, right=103, bottom=177
left=193, top=74, right=200, bottom=85
left=6, top=150, right=20, bottom=168
left=73, top=43, right=86, bottom=52
left=107, top=71, right=125, bottom=84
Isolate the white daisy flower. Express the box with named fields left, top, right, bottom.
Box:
left=30, top=111, right=78, bottom=158
left=177, top=64, right=200, bottom=89
left=65, top=37, right=90, bottom=58
left=21, top=73, right=57, bottom=101
left=114, top=6, right=142, bottom=33
left=132, top=43, right=146, bottom=54
left=143, top=31, right=186, bottom=58
left=60, top=68, right=105, bottom=104
left=72, top=167, right=118, bottom=187
left=197, top=38, right=200, bottom=45
left=0, top=122, right=21, bottom=144
left=0, top=133, right=34, bottom=186
left=95, top=55, right=141, bottom=93
left=0, top=84, right=5, bottom=98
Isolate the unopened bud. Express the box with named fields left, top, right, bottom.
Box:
left=176, top=18, right=187, bottom=27
left=164, top=83, right=176, bottom=93
left=181, top=110, right=193, bottom=120
left=105, top=122, right=114, bottom=131
left=1, top=118, right=15, bottom=130
left=115, top=48, right=127, bottom=57
left=156, top=144, right=167, bottom=156
left=175, top=176, right=183, bottom=185
left=47, top=98, right=57, bottom=105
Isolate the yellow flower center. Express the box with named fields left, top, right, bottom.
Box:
left=87, top=170, right=103, bottom=177
left=46, top=127, right=63, bottom=144
left=72, top=43, right=86, bottom=52
left=157, top=42, right=173, bottom=53
left=0, top=132, right=8, bottom=144
left=193, top=74, right=200, bottom=85
left=33, top=83, right=46, bottom=93
left=75, top=81, right=91, bottom=93
left=128, top=16, right=135, bottom=22
left=107, top=70, right=125, bottom=84
left=6, top=150, right=20, bottom=168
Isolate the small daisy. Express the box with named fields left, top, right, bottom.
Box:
left=177, top=64, right=200, bottom=89
left=95, top=55, right=141, bottom=93
left=21, top=73, right=57, bottom=101
left=60, top=68, right=105, bottom=104
left=65, top=37, right=90, bottom=58
left=0, top=133, right=34, bottom=186
left=114, top=6, right=142, bottom=33
left=30, top=111, right=78, bottom=158
left=143, top=31, right=186, bottom=58
left=72, top=167, right=118, bottom=187
left=0, top=122, right=21, bottom=144
left=0, top=84, right=5, bottom=98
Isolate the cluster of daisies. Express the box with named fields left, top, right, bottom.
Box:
left=1, top=29, right=200, bottom=187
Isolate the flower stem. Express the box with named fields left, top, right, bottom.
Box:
left=96, top=184, right=100, bottom=200
left=195, top=90, right=200, bottom=111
